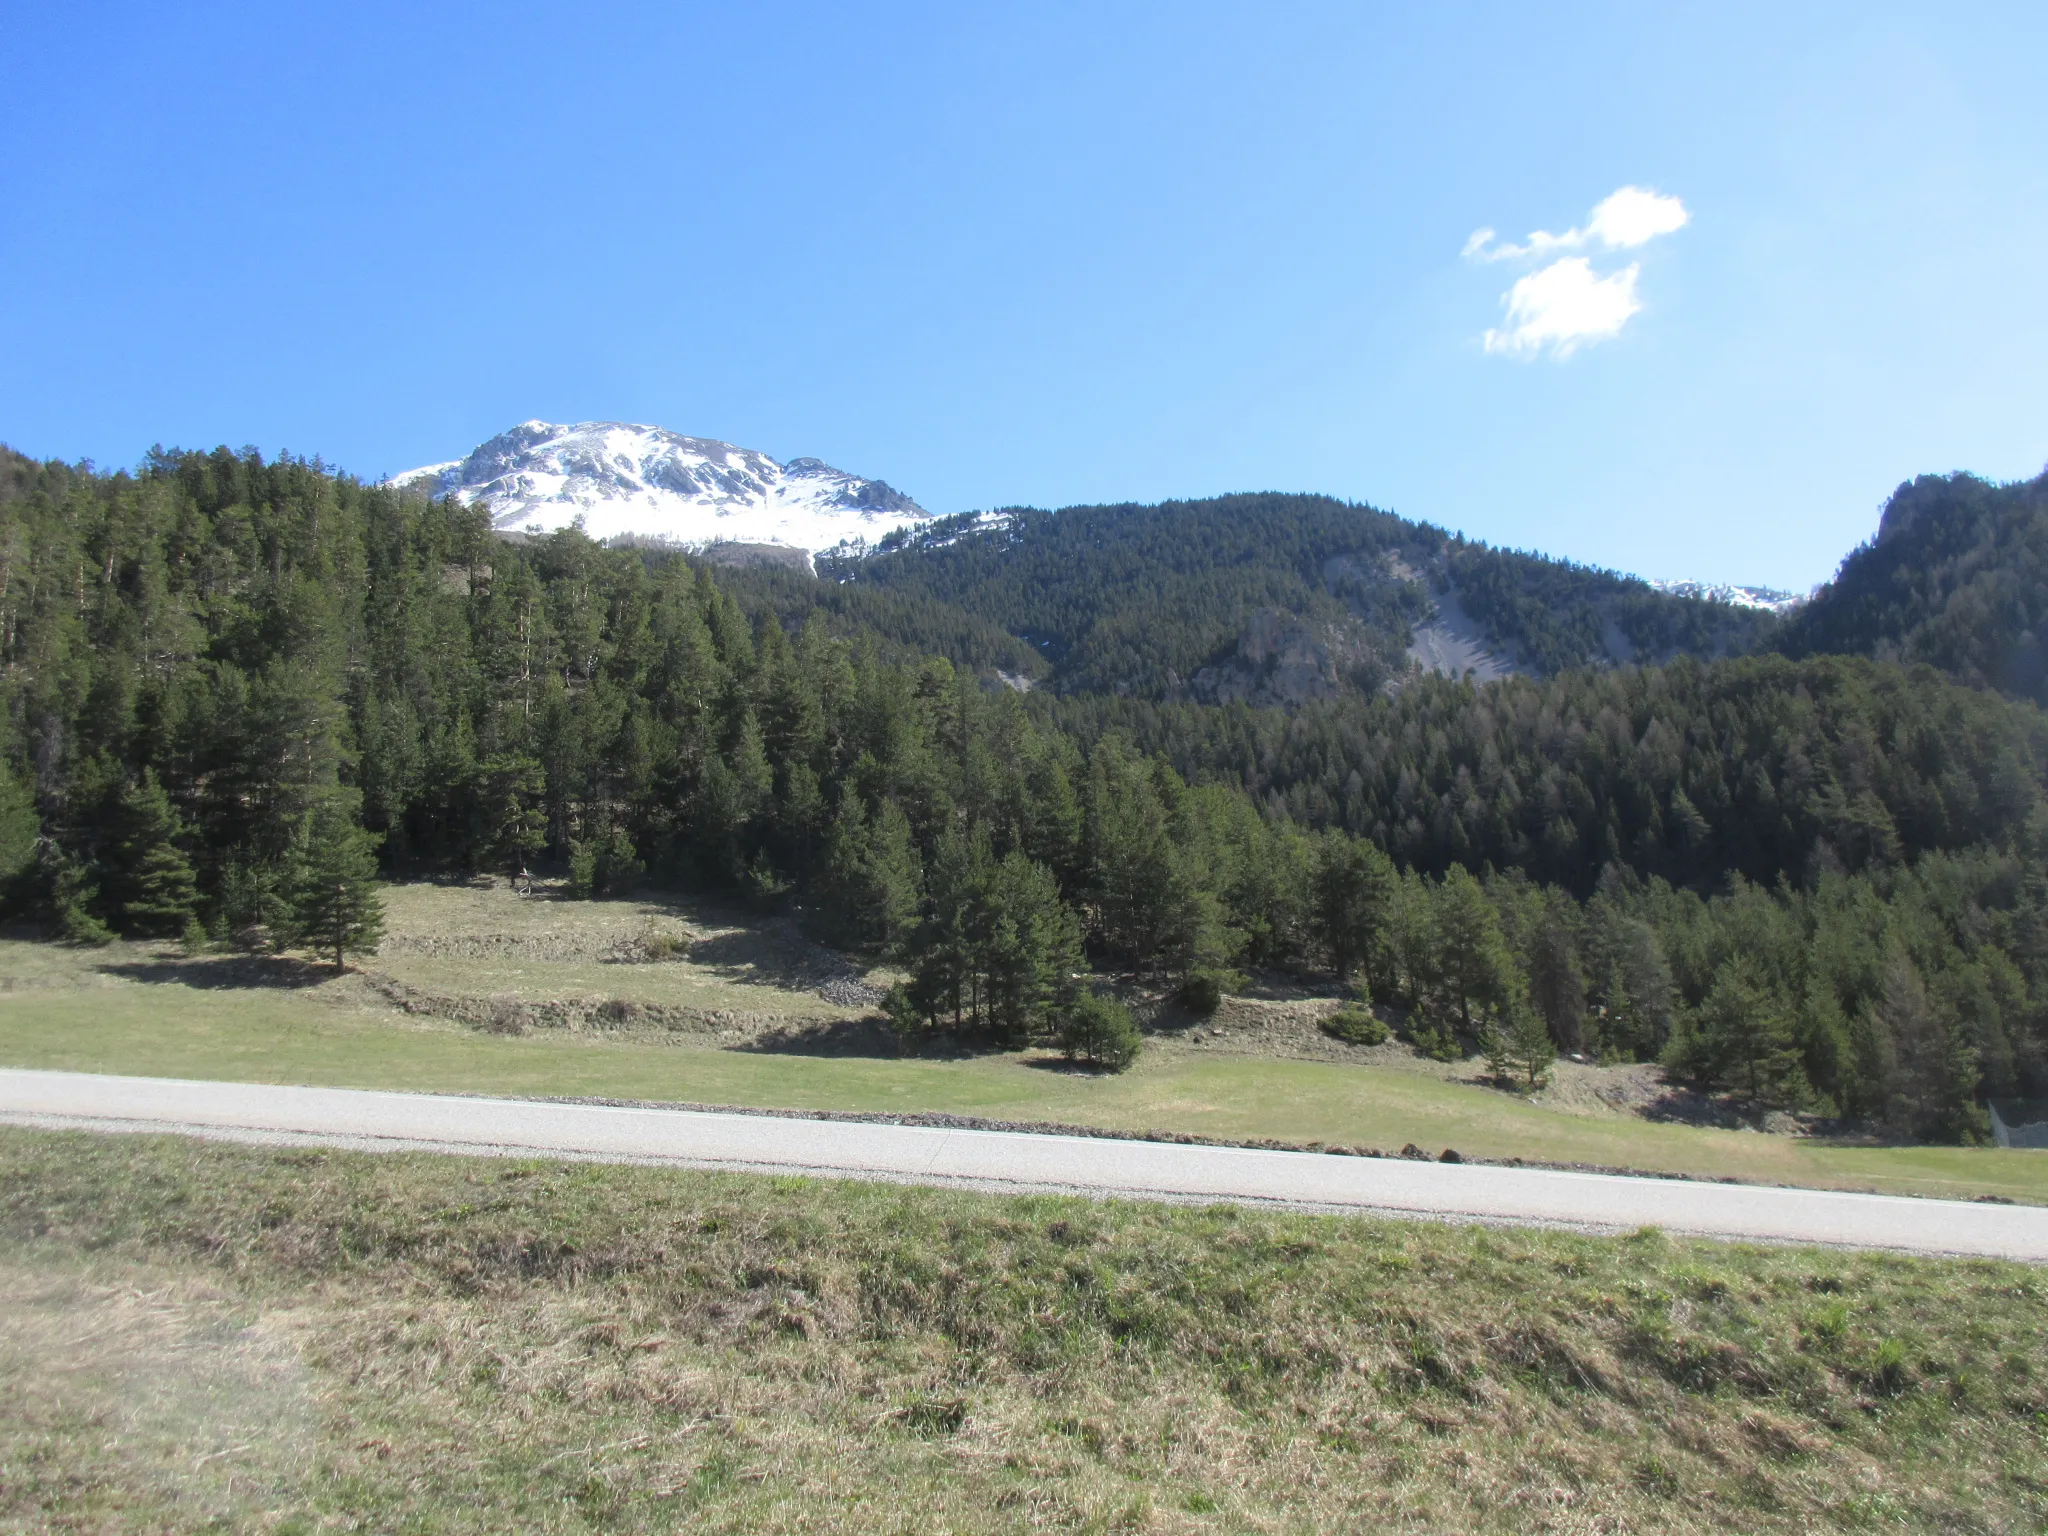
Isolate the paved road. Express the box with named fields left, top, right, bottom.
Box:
left=3, top=1068, right=2044, bottom=1260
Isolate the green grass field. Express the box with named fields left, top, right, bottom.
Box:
left=3, top=1127, right=2043, bottom=1534
left=4, top=927, right=2045, bottom=1204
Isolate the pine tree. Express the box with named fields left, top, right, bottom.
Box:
left=903, top=824, right=987, bottom=1031
left=289, top=800, right=386, bottom=972
left=51, top=856, right=112, bottom=945
left=0, top=760, right=37, bottom=892
left=480, top=754, right=548, bottom=880
left=1058, top=990, right=1142, bottom=1072
left=1874, top=952, right=1985, bottom=1143
left=1674, top=959, right=1807, bottom=1108
left=109, top=773, right=199, bottom=937
left=979, top=850, right=1083, bottom=1045
left=1487, top=1002, right=1558, bottom=1091
left=820, top=795, right=926, bottom=954
left=126, top=839, right=201, bottom=937
left=1525, top=904, right=1586, bottom=1054
left=1314, top=834, right=1399, bottom=994
left=569, top=823, right=644, bottom=899
left=1430, top=866, right=1522, bottom=1037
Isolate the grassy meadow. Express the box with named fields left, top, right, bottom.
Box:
left=2, top=881, right=2045, bottom=1205
left=3, top=1126, right=2045, bottom=1534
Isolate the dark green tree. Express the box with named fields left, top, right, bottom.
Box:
left=1058, top=990, right=1142, bottom=1072
left=818, top=796, right=924, bottom=955
left=1314, top=833, right=1399, bottom=995
left=1487, top=1002, right=1557, bottom=1091
left=1524, top=901, right=1587, bottom=1053
left=1670, top=959, right=1806, bottom=1108
left=108, top=773, right=200, bottom=938
left=1874, top=952, right=1986, bottom=1143
left=979, top=850, right=1083, bottom=1044
left=0, top=760, right=37, bottom=897
left=1430, top=866, right=1522, bottom=1038
left=480, top=754, right=548, bottom=880
left=288, top=799, right=386, bottom=971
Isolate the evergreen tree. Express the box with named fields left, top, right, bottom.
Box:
left=1584, top=901, right=1674, bottom=1060
left=1671, top=959, right=1806, bottom=1108
left=0, top=760, right=37, bottom=896
left=51, top=856, right=112, bottom=945
left=907, top=823, right=986, bottom=1032
left=108, top=773, right=199, bottom=937
left=1525, top=901, right=1587, bottom=1053
left=569, top=823, right=644, bottom=898
left=1314, top=833, right=1398, bottom=994
left=1487, top=1002, right=1557, bottom=1091
left=480, top=754, right=547, bottom=879
left=288, top=799, right=386, bottom=971
left=1874, top=952, right=1986, bottom=1143
left=818, top=795, right=923, bottom=954
left=1058, top=990, right=1142, bottom=1072
left=979, top=850, right=1083, bottom=1044
left=1430, top=866, right=1522, bottom=1037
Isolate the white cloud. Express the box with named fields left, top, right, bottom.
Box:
left=1584, top=185, right=1689, bottom=248
left=1465, top=186, right=1686, bottom=358
left=1460, top=226, right=1498, bottom=260
left=1464, top=185, right=1688, bottom=262
left=1482, top=256, right=1642, bottom=358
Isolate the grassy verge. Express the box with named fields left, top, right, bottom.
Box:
left=4, top=966, right=2046, bottom=1204
left=3, top=1127, right=2044, bottom=1533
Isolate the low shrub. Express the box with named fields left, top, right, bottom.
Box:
left=1059, top=991, right=1142, bottom=1072
left=1321, top=1006, right=1390, bottom=1046
left=1175, top=967, right=1244, bottom=1017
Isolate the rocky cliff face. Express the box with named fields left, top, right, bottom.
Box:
left=1190, top=610, right=1356, bottom=706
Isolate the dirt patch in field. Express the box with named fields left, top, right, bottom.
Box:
left=1147, top=991, right=1422, bottom=1065
left=0, top=1258, right=318, bottom=1526
left=361, top=879, right=888, bottom=1039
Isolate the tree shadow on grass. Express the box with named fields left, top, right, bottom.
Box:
left=1021, top=1055, right=1116, bottom=1076
left=734, top=1020, right=1030, bottom=1063
left=731, top=1017, right=901, bottom=1059
left=684, top=927, right=879, bottom=1000
left=96, top=955, right=334, bottom=992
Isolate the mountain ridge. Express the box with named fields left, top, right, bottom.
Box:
left=388, top=420, right=931, bottom=555
left=383, top=419, right=1793, bottom=606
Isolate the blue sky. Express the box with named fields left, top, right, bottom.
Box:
left=3, top=1, right=2043, bottom=589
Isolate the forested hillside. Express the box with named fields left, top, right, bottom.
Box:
left=2, top=444, right=2044, bottom=1138
left=1034, top=659, right=2046, bottom=895
left=812, top=493, right=1776, bottom=697
left=1779, top=468, right=2048, bottom=706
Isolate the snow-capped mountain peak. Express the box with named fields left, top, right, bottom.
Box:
left=387, top=421, right=931, bottom=553
left=1647, top=578, right=1805, bottom=614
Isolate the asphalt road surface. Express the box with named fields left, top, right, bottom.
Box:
left=3, top=1068, right=2044, bottom=1260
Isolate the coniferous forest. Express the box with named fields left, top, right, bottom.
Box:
left=3, top=443, right=2046, bottom=1138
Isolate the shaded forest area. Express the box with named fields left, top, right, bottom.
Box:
left=1780, top=468, right=2048, bottom=707
left=2, top=446, right=2045, bottom=1135
left=804, top=492, right=1777, bottom=695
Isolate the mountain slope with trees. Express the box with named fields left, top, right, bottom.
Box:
left=811, top=493, right=1778, bottom=698
left=2, top=443, right=2044, bottom=1136
left=1778, top=468, right=2048, bottom=706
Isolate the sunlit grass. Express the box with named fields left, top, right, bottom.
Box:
left=2, top=1127, right=2043, bottom=1533
left=3, top=937, right=2044, bottom=1204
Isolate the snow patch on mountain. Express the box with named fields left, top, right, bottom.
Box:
left=1648, top=579, right=1805, bottom=614
left=388, top=421, right=932, bottom=554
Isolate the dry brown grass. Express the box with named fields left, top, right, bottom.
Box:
left=2, top=1126, right=2044, bottom=1533
left=368, top=879, right=886, bottom=1033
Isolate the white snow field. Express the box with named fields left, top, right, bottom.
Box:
left=389, top=420, right=933, bottom=553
